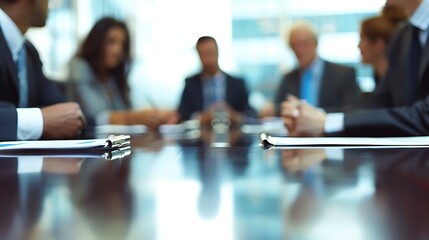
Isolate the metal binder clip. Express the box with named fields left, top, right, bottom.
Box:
left=104, top=146, right=132, bottom=160
left=107, top=135, right=131, bottom=148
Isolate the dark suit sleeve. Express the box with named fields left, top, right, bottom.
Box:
left=224, top=75, right=257, bottom=119
left=343, top=95, right=429, bottom=136
left=274, top=75, right=288, bottom=105
left=177, top=78, right=196, bottom=121
left=368, top=72, right=394, bottom=108
left=235, top=77, right=257, bottom=119
left=0, top=101, right=17, bottom=141
left=273, top=71, right=300, bottom=115
left=339, top=67, right=361, bottom=111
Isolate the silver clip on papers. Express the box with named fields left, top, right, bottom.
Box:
left=106, top=135, right=131, bottom=149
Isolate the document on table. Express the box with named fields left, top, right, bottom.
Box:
left=0, top=135, right=131, bottom=151
left=241, top=117, right=288, bottom=135
left=95, top=124, right=147, bottom=135
left=260, top=134, right=429, bottom=148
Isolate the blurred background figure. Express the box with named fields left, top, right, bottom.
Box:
left=281, top=0, right=429, bottom=137
left=177, top=36, right=257, bottom=127
left=359, top=4, right=407, bottom=99
left=67, top=17, right=178, bottom=130
left=259, top=21, right=361, bottom=119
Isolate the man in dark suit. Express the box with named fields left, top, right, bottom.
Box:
left=275, top=21, right=360, bottom=113
left=0, top=0, right=84, bottom=141
left=177, top=36, right=256, bottom=126
left=281, top=0, right=429, bottom=137
left=259, top=22, right=360, bottom=118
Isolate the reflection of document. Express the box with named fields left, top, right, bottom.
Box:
left=0, top=146, right=132, bottom=161
left=261, top=134, right=429, bottom=148
left=0, top=135, right=131, bottom=151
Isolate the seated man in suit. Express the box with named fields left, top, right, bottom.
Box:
left=0, top=0, right=84, bottom=141
left=281, top=0, right=429, bottom=137
left=177, top=36, right=256, bottom=126
left=260, top=21, right=361, bottom=118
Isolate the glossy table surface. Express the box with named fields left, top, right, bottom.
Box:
left=1, top=128, right=429, bottom=240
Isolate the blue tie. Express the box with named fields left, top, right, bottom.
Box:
left=17, top=46, right=28, bottom=107
left=211, top=79, right=217, bottom=104
left=204, top=77, right=220, bottom=109
left=300, top=69, right=315, bottom=105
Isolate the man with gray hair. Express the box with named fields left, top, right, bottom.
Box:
left=263, top=21, right=360, bottom=117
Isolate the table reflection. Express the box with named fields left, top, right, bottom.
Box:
left=1, top=132, right=429, bottom=239
left=0, top=148, right=131, bottom=240
left=275, top=147, right=429, bottom=240
left=69, top=155, right=133, bottom=239
left=281, top=148, right=327, bottom=173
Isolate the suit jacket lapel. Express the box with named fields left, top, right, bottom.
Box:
left=418, top=32, right=429, bottom=81
left=224, top=74, right=231, bottom=104
left=319, top=61, right=330, bottom=107
left=24, top=42, right=36, bottom=106
left=0, top=27, right=19, bottom=91
left=290, top=70, right=301, bottom=98
left=196, top=75, right=204, bottom=110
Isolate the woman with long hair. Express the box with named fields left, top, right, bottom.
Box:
left=68, top=17, right=177, bottom=129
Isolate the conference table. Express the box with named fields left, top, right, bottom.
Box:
left=1, top=125, right=429, bottom=240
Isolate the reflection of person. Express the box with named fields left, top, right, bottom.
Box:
left=282, top=0, right=429, bottom=137
left=68, top=17, right=178, bottom=130
left=70, top=156, right=134, bottom=239
left=0, top=157, right=44, bottom=239
left=359, top=4, right=407, bottom=90
left=281, top=148, right=327, bottom=173
left=356, top=148, right=429, bottom=239
left=368, top=173, right=429, bottom=239
left=0, top=158, right=20, bottom=238
left=177, top=36, right=256, bottom=126
left=196, top=149, right=222, bottom=219
left=260, top=21, right=360, bottom=118
left=283, top=160, right=325, bottom=236
left=42, top=157, right=83, bottom=174
left=0, top=0, right=85, bottom=141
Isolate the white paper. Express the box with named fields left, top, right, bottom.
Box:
left=95, top=124, right=147, bottom=135
left=0, top=139, right=109, bottom=151
left=242, top=117, right=288, bottom=135
left=241, top=124, right=288, bottom=135
left=159, top=124, right=186, bottom=134
left=261, top=135, right=429, bottom=147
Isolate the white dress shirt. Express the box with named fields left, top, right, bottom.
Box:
left=0, top=9, right=43, bottom=140
left=410, top=0, right=429, bottom=45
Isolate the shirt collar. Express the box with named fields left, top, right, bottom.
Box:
left=0, top=8, right=25, bottom=61
left=202, top=70, right=224, bottom=81
left=410, top=0, right=429, bottom=31
left=304, top=56, right=323, bottom=73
